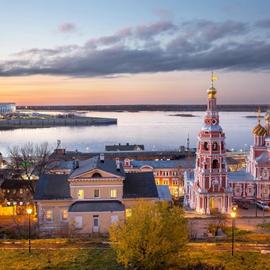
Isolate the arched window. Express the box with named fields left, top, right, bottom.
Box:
left=212, top=159, right=219, bottom=169
left=203, top=142, right=208, bottom=150
left=212, top=142, right=218, bottom=151
left=92, top=172, right=102, bottom=178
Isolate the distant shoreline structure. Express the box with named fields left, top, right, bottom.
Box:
left=17, top=104, right=269, bottom=112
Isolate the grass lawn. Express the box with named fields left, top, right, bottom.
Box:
left=0, top=247, right=270, bottom=270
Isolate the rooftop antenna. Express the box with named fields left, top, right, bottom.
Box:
left=258, top=107, right=261, bottom=124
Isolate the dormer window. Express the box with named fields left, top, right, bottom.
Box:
left=92, top=172, right=102, bottom=178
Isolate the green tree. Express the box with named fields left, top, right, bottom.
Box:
left=110, top=201, right=188, bottom=270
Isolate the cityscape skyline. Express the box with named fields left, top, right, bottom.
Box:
left=0, top=0, right=270, bottom=105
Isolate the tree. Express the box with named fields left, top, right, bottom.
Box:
left=8, top=142, right=51, bottom=194
left=110, top=201, right=188, bottom=270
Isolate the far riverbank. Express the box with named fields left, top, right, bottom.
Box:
left=17, top=104, right=269, bottom=112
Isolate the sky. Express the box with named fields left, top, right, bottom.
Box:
left=0, top=0, right=270, bottom=105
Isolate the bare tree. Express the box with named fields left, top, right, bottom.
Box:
left=8, top=142, right=51, bottom=194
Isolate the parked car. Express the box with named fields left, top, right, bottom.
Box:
left=256, top=200, right=270, bottom=210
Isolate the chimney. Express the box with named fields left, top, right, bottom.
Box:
left=72, top=158, right=80, bottom=169
left=116, top=158, right=121, bottom=171
left=100, top=153, right=105, bottom=163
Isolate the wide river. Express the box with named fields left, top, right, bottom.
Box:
left=0, top=110, right=261, bottom=155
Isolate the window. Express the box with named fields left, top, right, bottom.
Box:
left=45, top=209, right=53, bottom=222
left=19, top=188, right=23, bottom=194
left=163, top=179, right=169, bottom=185
left=126, top=208, right=132, bottom=218
left=78, top=189, right=84, bottom=199
left=61, top=209, right=68, bottom=221
left=173, top=180, right=178, bottom=185
left=111, top=215, right=119, bottom=224
left=93, top=215, right=99, bottom=232
left=110, top=189, right=117, bottom=198
left=94, top=189, right=100, bottom=198
left=212, top=160, right=219, bottom=169
left=92, top=172, right=102, bottom=178
left=203, top=142, right=208, bottom=150
left=75, top=216, right=82, bottom=229
left=212, top=142, right=218, bottom=151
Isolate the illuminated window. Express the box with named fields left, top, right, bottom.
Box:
left=110, top=189, right=117, bottom=198
left=19, top=189, right=23, bottom=194
left=78, top=189, right=84, bottom=199
left=94, top=189, right=100, bottom=198
left=45, top=209, right=53, bottom=222
left=61, top=209, right=68, bottom=221
left=163, top=180, right=169, bottom=185
left=126, top=208, right=132, bottom=218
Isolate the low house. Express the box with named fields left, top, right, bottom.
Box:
left=34, top=155, right=162, bottom=236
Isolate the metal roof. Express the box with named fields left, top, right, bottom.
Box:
left=69, top=155, right=125, bottom=178
left=34, top=174, right=71, bottom=200
left=157, top=186, right=172, bottom=201
left=123, top=172, right=158, bottom=199
left=131, top=159, right=195, bottom=169
left=69, top=200, right=125, bottom=212
left=228, top=170, right=254, bottom=182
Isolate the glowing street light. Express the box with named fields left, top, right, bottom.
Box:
left=231, top=210, right=237, bottom=256
left=26, top=207, right=33, bottom=253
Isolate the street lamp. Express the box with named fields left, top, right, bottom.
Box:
left=231, top=211, right=236, bottom=256
left=26, top=207, right=33, bottom=253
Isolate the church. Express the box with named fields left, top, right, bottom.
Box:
left=184, top=75, right=270, bottom=214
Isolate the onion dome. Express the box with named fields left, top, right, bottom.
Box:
left=207, top=87, right=217, bottom=99
left=253, top=108, right=267, bottom=136
left=253, top=124, right=267, bottom=136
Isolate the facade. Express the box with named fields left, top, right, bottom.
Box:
left=228, top=110, right=270, bottom=203
left=124, top=158, right=195, bottom=198
left=35, top=155, right=167, bottom=236
left=0, top=103, right=16, bottom=114
left=0, top=179, right=35, bottom=216
left=185, top=78, right=232, bottom=214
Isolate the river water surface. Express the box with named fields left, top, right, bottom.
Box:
left=0, top=110, right=260, bottom=155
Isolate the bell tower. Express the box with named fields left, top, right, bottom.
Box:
left=191, top=73, right=232, bottom=214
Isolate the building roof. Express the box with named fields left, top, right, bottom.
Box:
left=228, top=170, right=254, bottom=182
left=1, top=179, right=35, bottom=189
left=105, top=143, right=144, bottom=152
left=46, top=160, right=74, bottom=171
left=256, top=152, right=270, bottom=164
left=34, top=174, right=71, bottom=200
left=69, top=200, right=125, bottom=212
left=157, top=185, right=172, bottom=201
left=69, top=155, right=125, bottom=178
left=123, top=172, right=158, bottom=199
left=131, top=158, right=195, bottom=169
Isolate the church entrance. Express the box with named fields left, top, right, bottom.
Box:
left=210, top=197, right=221, bottom=214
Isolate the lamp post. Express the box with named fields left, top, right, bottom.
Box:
left=26, top=207, right=33, bottom=253
left=231, top=211, right=236, bottom=256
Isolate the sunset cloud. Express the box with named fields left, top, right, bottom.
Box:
left=0, top=19, right=270, bottom=78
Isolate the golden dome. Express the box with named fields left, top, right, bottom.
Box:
left=253, top=123, right=267, bottom=136
left=207, top=87, right=217, bottom=99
